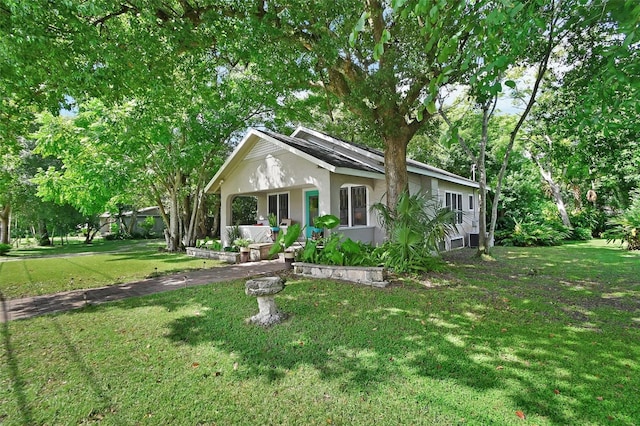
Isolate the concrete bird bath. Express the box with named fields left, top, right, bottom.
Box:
left=245, top=276, right=287, bottom=326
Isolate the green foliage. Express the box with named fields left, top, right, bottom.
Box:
left=232, top=238, right=252, bottom=248
left=140, top=216, right=155, bottom=237
left=371, top=191, right=456, bottom=273
left=104, top=232, right=131, bottom=241
left=571, top=227, right=592, bottom=241
left=313, top=214, right=341, bottom=230
left=226, top=224, right=242, bottom=248
left=0, top=243, right=11, bottom=255
left=570, top=207, right=607, bottom=237
left=298, top=234, right=377, bottom=267
left=232, top=196, right=258, bottom=226
left=496, top=218, right=570, bottom=247
left=269, top=223, right=303, bottom=257
left=604, top=189, right=640, bottom=250
left=268, top=213, right=279, bottom=229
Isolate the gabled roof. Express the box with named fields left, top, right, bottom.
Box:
left=205, top=126, right=479, bottom=194
left=260, top=129, right=382, bottom=174
left=291, top=126, right=479, bottom=188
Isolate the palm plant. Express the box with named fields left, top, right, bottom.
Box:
left=604, top=189, right=640, bottom=250
left=371, top=191, right=457, bottom=272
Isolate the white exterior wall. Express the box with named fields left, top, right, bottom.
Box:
left=329, top=173, right=385, bottom=245
left=214, top=134, right=479, bottom=250
left=219, top=138, right=331, bottom=246
left=435, top=180, right=479, bottom=249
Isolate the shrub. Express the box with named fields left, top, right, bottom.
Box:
left=105, top=231, right=132, bottom=241
left=570, top=207, right=607, bottom=237
left=140, top=216, right=155, bottom=238
left=371, top=192, right=456, bottom=273
left=0, top=243, right=11, bottom=256
left=571, top=227, right=593, bottom=241
left=496, top=219, right=570, bottom=247
left=604, top=189, right=640, bottom=250
left=298, top=233, right=378, bottom=267
left=226, top=224, right=242, bottom=248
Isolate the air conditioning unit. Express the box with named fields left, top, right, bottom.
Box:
left=450, top=236, right=464, bottom=249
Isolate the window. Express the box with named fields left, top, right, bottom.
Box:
left=339, top=188, right=349, bottom=226
left=468, top=194, right=474, bottom=211
left=268, top=193, right=289, bottom=223
left=339, top=185, right=368, bottom=227
left=445, top=191, right=463, bottom=224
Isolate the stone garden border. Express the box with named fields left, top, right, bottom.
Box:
left=186, top=247, right=239, bottom=264
left=293, top=262, right=388, bottom=287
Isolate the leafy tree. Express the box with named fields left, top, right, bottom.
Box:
left=434, top=0, right=569, bottom=255
left=530, top=2, right=640, bottom=213
left=32, top=104, right=136, bottom=243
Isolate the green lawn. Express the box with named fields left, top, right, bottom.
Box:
left=1, top=240, right=638, bottom=425
left=5, top=237, right=150, bottom=257
left=0, top=240, right=221, bottom=299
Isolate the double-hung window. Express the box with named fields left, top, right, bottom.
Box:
left=445, top=191, right=464, bottom=224
left=339, top=185, right=368, bottom=227
left=268, top=193, right=289, bottom=224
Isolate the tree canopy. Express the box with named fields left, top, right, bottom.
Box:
left=1, top=0, right=638, bottom=251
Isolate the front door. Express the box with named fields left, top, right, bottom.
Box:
left=305, top=190, right=319, bottom=238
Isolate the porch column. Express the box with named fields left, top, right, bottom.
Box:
left=220, top=192, right=232, bottom=247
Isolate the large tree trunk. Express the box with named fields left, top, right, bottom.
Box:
left=38, top=219, right=51, bottom=246
left=383, top=136, right=410, bottom=211
left=380, top=118, right=422, bottom=210
left=0, top=203, right=10, bottom=245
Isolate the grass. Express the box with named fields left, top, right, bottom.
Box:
left=1, top=240, right=639, bottom=425
left=0, top=239, right=222, bottom=299
left=5, top=237, right=149, bottom=257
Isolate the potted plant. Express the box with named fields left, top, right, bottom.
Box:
left=268, top=223, right=302, bottom=269
left=268, top=213, right=280, bottom=241
left=233, top=238, right=252, bottom=262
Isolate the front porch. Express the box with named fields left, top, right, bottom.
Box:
left=221, top=184, right=318, bottom=247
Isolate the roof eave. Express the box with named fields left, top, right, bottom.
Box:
left=204, top=128, right=337, bottom=194
left=333, top=167, right=384, bottom=180
left=407, top=165, right=480, bottom=189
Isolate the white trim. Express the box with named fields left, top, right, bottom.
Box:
left=445, top=191, right=464, bottom=225
left=333, top=167, right=383, bottom=180
left=205, top=128, right=337, bottom=194
left=339, top=184, right=369, bottom=227
left=267, top=191, right=291, bottom=223
left=407, top=164, right=479, bottom=189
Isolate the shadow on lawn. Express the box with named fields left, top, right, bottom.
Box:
left=150, top=277, right=638, bottom=425
left=1, top=293, right=35, bottom=425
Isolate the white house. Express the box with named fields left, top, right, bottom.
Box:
left=205, top=126, right=481, bottom=249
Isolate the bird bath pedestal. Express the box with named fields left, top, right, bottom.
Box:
left=245, top=276, right=287, bottom=326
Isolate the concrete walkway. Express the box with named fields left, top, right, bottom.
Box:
left=1, top=260, right=286, bottom=322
